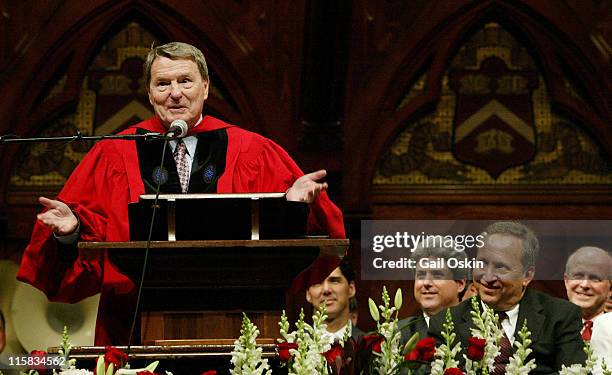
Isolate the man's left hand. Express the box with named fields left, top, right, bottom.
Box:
left=286, top=169, right=328, bottom=203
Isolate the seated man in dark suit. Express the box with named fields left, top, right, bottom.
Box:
left=306, top=259, right=364, bottom=342
left=399, top=245, right=468, bottom=344
left=428, top=221, right=586, bottom=374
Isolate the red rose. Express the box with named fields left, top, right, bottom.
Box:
left=104, top=346, right=129, bottom=369
left=466, top=337, right=486, bottom=361
left=361, top=334, right=385, bottom=353
left=276, top=342, right=298, bottom=362
left=201, top=371, right=217, bottom=375
left=30, top=350, right=47, bottom=360
left=444, top=368, right=465, bottom=375
left=372, top=337, right=384, bottom=353
left=405, top=349, right=419, bottom=362
left=323, top=344, right=344, bottom=364
left=30, top=350, right=48, bottom=374
left=415, top=337, right=436, bottom=361
left=405, top=337, right=436, bottom=362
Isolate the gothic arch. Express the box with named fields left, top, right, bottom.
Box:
left=343, top=0, right=611, bottom=212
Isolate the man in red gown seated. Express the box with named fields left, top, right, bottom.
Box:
left=17, top=42, right=345, bottom=345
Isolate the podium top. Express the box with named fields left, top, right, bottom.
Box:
left=138, top=192, right=285, bottom=200
left=129, top=193, right=309, bottom=241
left=78, top=239, right=348, bottom=257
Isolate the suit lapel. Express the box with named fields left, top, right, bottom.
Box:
left=456, top=299, right=477, bottom=341
left=416, top=317, right=429, bottom=338
left=516, top=288, right=544, bottom=345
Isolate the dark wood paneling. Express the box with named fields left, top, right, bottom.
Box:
left=0, top=0, right=610, bottom=339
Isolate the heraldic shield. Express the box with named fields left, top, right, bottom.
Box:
left=450, top=57, right=538, bottom=178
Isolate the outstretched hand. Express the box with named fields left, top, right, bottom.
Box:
left=286, top=169, right=328, bottom=204
left=36, top=197, right=78, bottom=235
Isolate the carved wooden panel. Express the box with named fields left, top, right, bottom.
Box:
left=342, top=0, right=611, bottom=211
left=374, top=23, right=612, bottom=186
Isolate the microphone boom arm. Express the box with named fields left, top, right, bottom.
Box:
left=0, top=132, right=165, bottom=145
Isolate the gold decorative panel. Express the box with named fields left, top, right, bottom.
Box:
left=397, top=72, right=427, bottom=110
left=10, top=22, right=157, bottom=188
left=11, top=80, right=95, bottom=188
left=42, top=74, right=68, bottom=104
left=375, top=23, right=611, bottom=186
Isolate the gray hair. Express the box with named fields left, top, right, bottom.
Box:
left=411, top=245, right=469, bottom=280
left=483, top=221, right=539, bottom=272
left=144, top=42, right=209, bottom=88
left=564, top=246, right=612, bottom=280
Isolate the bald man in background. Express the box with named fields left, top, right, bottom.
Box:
left=564, top=246, right=612, bottom=374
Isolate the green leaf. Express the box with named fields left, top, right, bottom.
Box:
left=402, top=331, right=420, bottom=355
left=145, top=361, right=159, bottom=371
left=394, top=288, right=403, bottom=310
left=96, top=356, right=106, bottom=375
left=369, top=298, right=380, bottom=322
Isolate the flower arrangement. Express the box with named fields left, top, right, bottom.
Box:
left=359, top=287, right=435, bottom=375
left=236, top=287, right=545, bottom=375
left=430, top=309, right=462, bottom=375
left=365, top=286, right=403, bottom=374
left=429, top=297, right=537, bottom=375
left=12, top=286, right=605, bottom=375
left=464, top=296, right=503, bottom=374
left=505, top=321, right=536, bottom=375
left=15, top=326, right=167, bottom=375
left=230, top=313, right=271, bottom=375
left=559, top=341, right=612, bottom=375
left=275, top=307, right=334, bottom=375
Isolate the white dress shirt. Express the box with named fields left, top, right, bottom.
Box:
left=590, top=312, right=612, bottom=375
left=326, top=322, right=351, bottom=343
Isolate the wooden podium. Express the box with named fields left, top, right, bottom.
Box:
left=79, top=238, right=348, bottom=343
left=69, top=194, right=348, bottom=373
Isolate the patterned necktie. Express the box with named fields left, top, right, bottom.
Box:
left=582, top=320, right=593, bottom=341
left=492, top=311, right=512, bottom=375
left=173, top=139, right=189, bottom=193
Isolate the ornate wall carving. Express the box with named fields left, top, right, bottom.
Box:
left=375, top=23, right=611, bottom=186
left=342, top=1, right=611, bottom=212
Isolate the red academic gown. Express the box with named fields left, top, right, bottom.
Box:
left=17, top=116, right=345, bottom=345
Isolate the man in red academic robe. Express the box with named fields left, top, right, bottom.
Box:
left=17, top=42, right=345, bottom=345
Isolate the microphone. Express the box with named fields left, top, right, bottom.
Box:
left=165, top=119, right=188, bottom=139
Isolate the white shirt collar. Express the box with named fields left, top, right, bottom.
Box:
left=327, top=322, right=351, bottom=342
left=585, top=311, right=606, bottom=323
left=422, top=311, right=431, bottom=327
